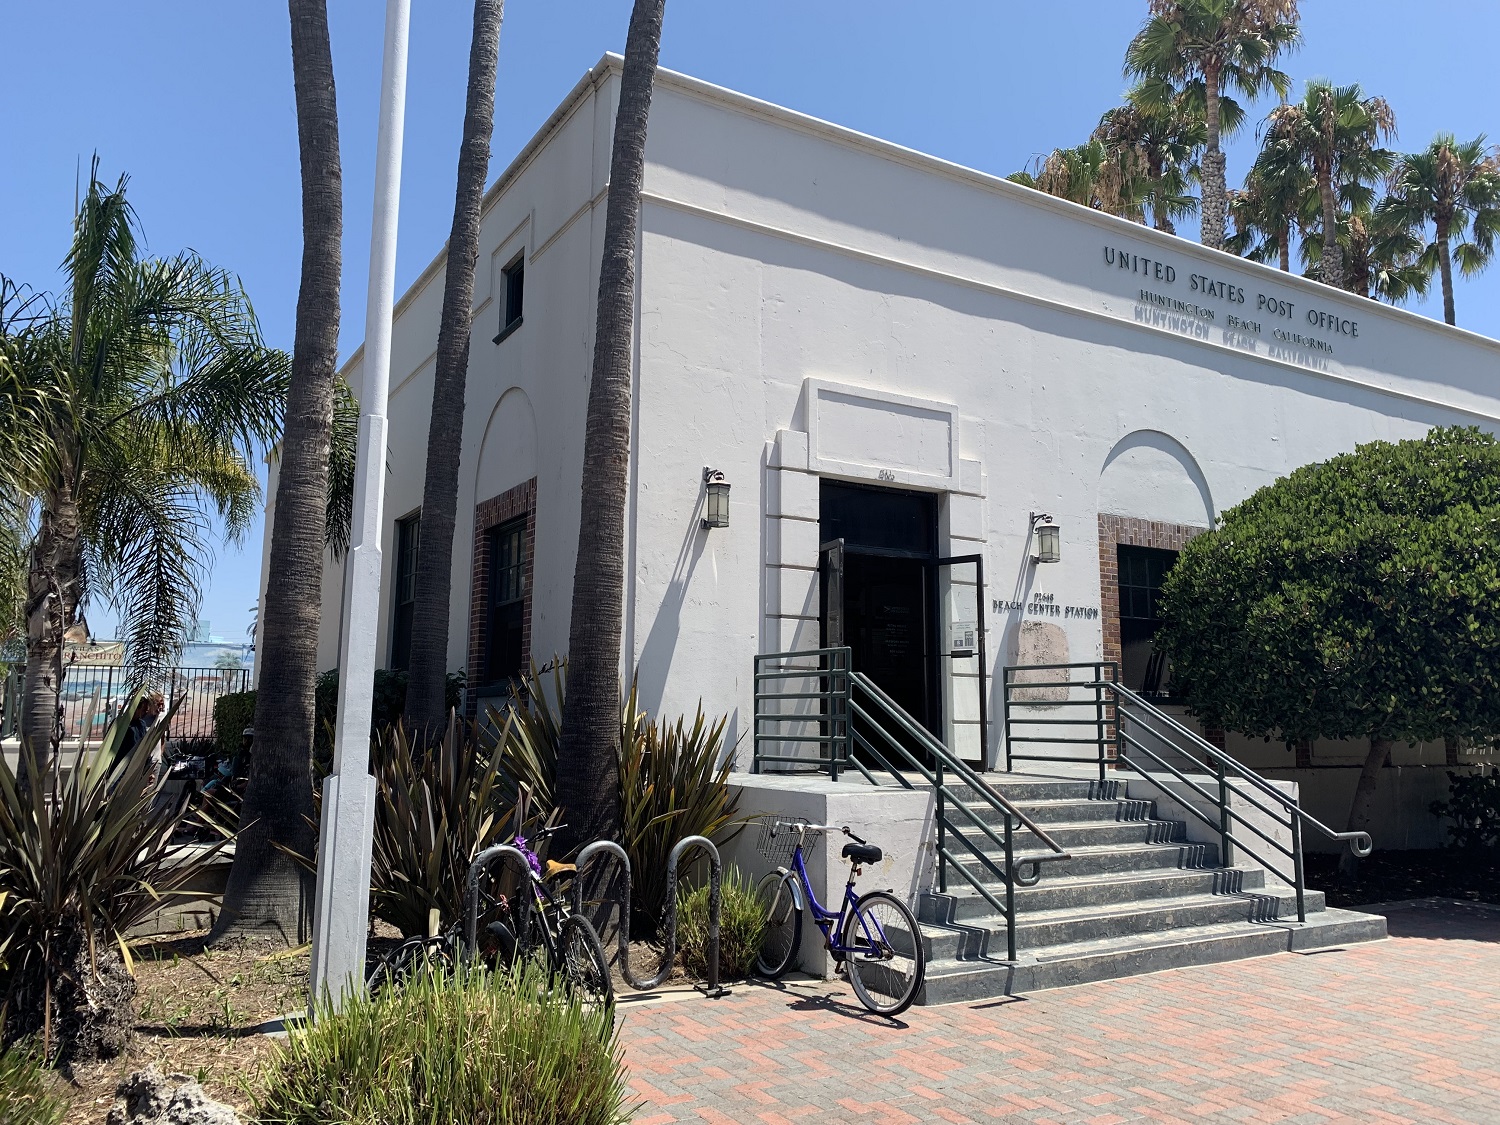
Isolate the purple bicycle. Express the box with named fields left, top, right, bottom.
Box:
left=754, top=821, right=925, bottom=1016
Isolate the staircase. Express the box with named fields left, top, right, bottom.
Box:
left=753, top=649, right=1388, bottom=1005
left=915, top=774, right=1385, bottom=1003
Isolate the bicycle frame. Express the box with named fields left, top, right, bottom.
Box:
left=785, top=838, right=893, bottom=957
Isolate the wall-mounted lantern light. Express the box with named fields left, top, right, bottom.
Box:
left=703, top=468, right=731, bottom=529
left=1030, top=512, right=1060, bottom=564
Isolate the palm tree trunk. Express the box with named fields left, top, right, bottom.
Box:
left=1437, top=221, right=1456, bottom=325
left=1278, top=221, right=1290, bottom=272
left=1199, top=62, right=1226, bottom=250
left=1318, top=170, right=1342, bottom=289
left=215, top=0, right=342, bottom=942
left=556, top=0, right=666, bottom=853
left=404, top=0, right=505, bottom=740
left=1340, top=735, right=1391, bottom=876
left=19, top=479, right=81, bottom=781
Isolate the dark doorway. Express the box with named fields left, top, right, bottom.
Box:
left=819, top=481, right=940, bottom=739
left=1117, top=544, right=1178, bottom=696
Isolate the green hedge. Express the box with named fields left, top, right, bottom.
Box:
left=212, top=690, right=257, bottom=761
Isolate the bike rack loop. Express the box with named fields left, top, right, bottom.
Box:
left=573, top=835, right=730, bottom=998
left=463, top=844, right=535, bottom=962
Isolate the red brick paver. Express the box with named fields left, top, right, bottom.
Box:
left=617, top=901, right=1500, bottom=1124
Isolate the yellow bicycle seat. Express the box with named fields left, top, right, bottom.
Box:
left=543, top=859, right=577, bottom=880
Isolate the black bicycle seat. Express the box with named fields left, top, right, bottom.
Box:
left=842, top=841, right=882, bottom=865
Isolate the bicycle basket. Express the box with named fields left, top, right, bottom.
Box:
left=754, top=818, right=821, bottom=866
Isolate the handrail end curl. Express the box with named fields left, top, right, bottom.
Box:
left=1347, top=832, right=1373, bottom=859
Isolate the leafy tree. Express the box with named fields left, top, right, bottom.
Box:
left=217, top=0, right=346, bottom=941
left=557, top=0, right=667, bottom=852
left=1264, top=80, right=1396, bottom=290
left=404, top=0, right=504, bottom=738
left=0, top=169, right=287, bottom=778
left=1126, top=0, right=1300, bottom=251
left=1378, top=134, right=1500, bottom=326
left=1156, top=427, right=1500, bottom=850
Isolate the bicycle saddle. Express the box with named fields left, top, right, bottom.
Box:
left=842, top=841, right=883, bottom=865
left=544, top=859, right=577, bottom=880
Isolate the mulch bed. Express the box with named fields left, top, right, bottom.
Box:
left=1306, top=848, right=1500, bottom=910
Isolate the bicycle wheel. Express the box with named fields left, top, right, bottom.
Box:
left=556, top=914, right=615, bottom=1011
left=754, top=870, right=802, bottom=979
left=841, top=891, right=924, bottom=1017
left=365, top=936, right=454, bottom=998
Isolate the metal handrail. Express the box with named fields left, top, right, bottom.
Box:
left=1102, top=682, right=1372, bottom=856
left=1002, top=661, right=1119, bottom=780
left=1094, top=680, right=1371, bottom=923
left=847, top=670, right=1070, bottom=961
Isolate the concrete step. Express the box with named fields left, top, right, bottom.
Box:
left=954, top=840, right=1224, bottom=882
left=916, top=886, right=1325, bottom=960
left=924, top=865, right=1269, bottom=920
left=915, top=907, right=1388, bottom=1004
left=954, top=817, right=1188, bottom=851
left=948, top=777, right=1123, bottom=803
left=1001, top=796, right=1157, bottom=825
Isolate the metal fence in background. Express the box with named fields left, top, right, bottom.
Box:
left=0, top=664, right=252, bottom=745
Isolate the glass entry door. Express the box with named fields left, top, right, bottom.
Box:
left=933, top=554, right=988, bottom=767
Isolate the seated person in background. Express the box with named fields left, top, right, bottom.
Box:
left=114, top=692, right=165, bottom=769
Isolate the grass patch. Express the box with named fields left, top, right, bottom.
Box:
left=255, top=962, right=630, bottom=1125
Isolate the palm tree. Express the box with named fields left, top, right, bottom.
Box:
left=1265, top=81, right=1396, bottom=290
left=1010, top=139, right=1151, bottom=221
left=1097, top=77, right=1204, bottom=234
left=1227, top=121, right=1312, bottom=270
left=216, top=0, right=344, bottom=941
left=1301, top=206, right=1429, bottom=304
left=0, top=171, right=287, bottom=780
left=556, top=0, right=667, bottom=853
left=1379, top=134, right=1500, bottom=326
left=1126, top=0, right=1300, bottom=251
left=404, top=0, right=505, bottom=739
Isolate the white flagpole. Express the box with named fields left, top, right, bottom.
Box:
left=309, top=0, right=411, bottom=1010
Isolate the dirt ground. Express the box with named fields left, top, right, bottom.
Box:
left=53, top=931, right=310, bottom=1122
left=47, top=927, right=680, bottom=1123
left=1307, top=847, right=1500, bottom=908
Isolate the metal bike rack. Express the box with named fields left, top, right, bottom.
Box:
left=462, top=844, right=535, bottom=961
left=574, top=835, right=729, bottom=998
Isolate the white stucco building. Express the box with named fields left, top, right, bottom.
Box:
left=263, top=54, right=1500, bottom=852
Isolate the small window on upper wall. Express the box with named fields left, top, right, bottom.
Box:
left=496, top=256, right=524, bottom=342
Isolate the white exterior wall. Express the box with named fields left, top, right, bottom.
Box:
left=624, top=71, right=1500, bottom=773
left=280, top=58, right=1500, bottom=822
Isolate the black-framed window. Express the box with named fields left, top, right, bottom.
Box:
left=484, top=517, right=527, bottom=684
left=496, top=256, right=524, bottom=342
left=1118, top=545, right=1177, bottom=694
left=390, top=512, right=420, bottom=671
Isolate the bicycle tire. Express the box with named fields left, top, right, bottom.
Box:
left=841, top=891, right=924, bottom=1017
left=365, top=936, right=454, bottom=998
left=754, top=870, right=802, bottom=979
left=556, top=914, right=615, bottom=1012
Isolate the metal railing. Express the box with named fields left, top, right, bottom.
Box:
left=753, top=647, right=1070, bottom=960
left=1002, top=661, right=1119, bottom=781
left=1, top=664, right=252, bottom=744
left=1101, top=681, right=1371, bottom=922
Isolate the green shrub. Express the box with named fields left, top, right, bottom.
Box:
left=256, top=962, right=630, bottom=1125
left=1431, top=768, right=1500, bottom=850
left=677, top=864, right=766, bottom=980
left=312, top=668, right=466, bottom=774
left=0, top=699, right=231, bottom=1061
left=0, top=1044, right=65, bottom=1125
left=212, top=689, right=257, bottom=761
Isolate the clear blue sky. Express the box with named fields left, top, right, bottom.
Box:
left=4, top=1, right=1497, bottom=646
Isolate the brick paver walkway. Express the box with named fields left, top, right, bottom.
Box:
left=617, top=900, right=1500, bottom=1124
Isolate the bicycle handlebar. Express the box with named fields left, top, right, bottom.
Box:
left=770, top=820, right=866, bottom=844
